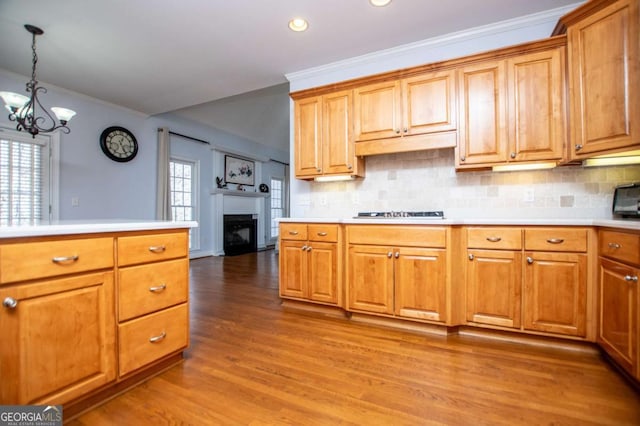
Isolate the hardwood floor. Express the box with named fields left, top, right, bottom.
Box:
left=69, top=250, right=640, bottom=425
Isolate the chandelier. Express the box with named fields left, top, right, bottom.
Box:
left=0, top=25, right=76, bottom=137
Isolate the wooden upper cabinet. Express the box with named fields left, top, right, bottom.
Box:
left=457, top=60, right=508, bottom=166
left=565, top=0, right=639, bottom=158
left=457, top=44, right=566, bottom=169
left=294, top=92, right=364, bottom=180
left=353, top=71, right=457, bottom=156
left=294, top=96, right=322, bottom=178
left=507, top=48, right=565, bottom=162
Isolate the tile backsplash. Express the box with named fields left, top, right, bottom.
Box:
left=299, top=149, right=640, bottom=219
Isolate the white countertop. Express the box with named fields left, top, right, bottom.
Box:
left=0, top=220, right=198, bottom=239
left=278, top=217, right=640, bottom=231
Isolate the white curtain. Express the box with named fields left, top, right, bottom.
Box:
left=156, top=127, right=172, bottom=220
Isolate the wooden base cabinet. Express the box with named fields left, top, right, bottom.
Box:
left=279, top=223, right=341, bottom=306
left=347, top=226, right=449, bottom=323
left=598, top=229, right=640, bottom=379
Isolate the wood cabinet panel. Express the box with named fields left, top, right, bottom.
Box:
left=0, top=272, right=116, bottom=404
left=394, top=247, right=447, bottom=322
left=402, top=70, right=457, bottom=135
left=600, top=230, right=640, bottom=266
left=117, top=232, right=188, bottom=266
left=323, top=90, right=359, bottom=175
left=524, top=228, right=588, bottom=252
left=280, top=223, right=308, bottom=241
left=466, top=227, right=522, bottom=250
left=347, top=225, right=446, bottom=248
left=598, top=258, right=638, bottom=376
left=0, top=237, right=113, bottom=283
left=524, top=251, right=587, bottom=336
left=347, top=245, right=394, bottom=314
left=353, top=80, right=402, bottom=141
left=118, top=258, right=189, bottom=321
left=294, top=96, right=322, bottom=177
left=567, top=0, right=639, bottom=158
left=308, top=242, right=338, bottom=304
left=118, top=303, right=189, bottom=377
left=466, top=249, right=522, bottom=328
left=307, top=224, right=339, bottom=242
left=279, top=240, right=307, bottom=299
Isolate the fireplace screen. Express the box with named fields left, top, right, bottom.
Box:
left=223, top=214, right=257, bottom=256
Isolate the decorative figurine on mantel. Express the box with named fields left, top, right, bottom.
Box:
left=216, top=177, right=227, bottom=189
left=237, top=184, right=245, bottom=191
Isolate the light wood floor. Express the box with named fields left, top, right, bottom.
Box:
left=69, top=250, right=640, bottom=425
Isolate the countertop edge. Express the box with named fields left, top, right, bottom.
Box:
left=0, top=220, right=199, bottom=239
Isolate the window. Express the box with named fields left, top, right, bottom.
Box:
left=0, top=129, right=57, bottom=225
left=270, top=177, right=284, bottom=238
left=170, top=158, right=199, bottom=250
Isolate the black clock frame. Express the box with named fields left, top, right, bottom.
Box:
left=99, top=126, right=138, bottom=162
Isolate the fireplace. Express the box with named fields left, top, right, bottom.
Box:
left=223, top=214, right=257, bottom=256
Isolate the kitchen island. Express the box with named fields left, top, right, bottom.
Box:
left=0, top=220, right=196, bottom=417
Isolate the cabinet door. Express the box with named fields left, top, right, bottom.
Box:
left=0, top=272, right=116, bottom=405
left=347, top=245, right=394, bottom=314
left=524, top=252, right=587, bottom=337
left=507, top=48, right=565, bottom=162
left=353, top=80, right=402, bottom=141
left=394, top=247, right=447, bottom=322
left=466, top=249, right=522, bottom=328
left=323, top=90, right=356, bottom=175
left=294, top=96, right=322, bottom=177
left=598, top=258, right=638, bottom=376
left=457, top=60, right=508, bottom=166
left=308, top=241, right=338, bottom=304
left=279, top=240, right=308, bottom=299
left=567, top=0, right=639, bottom=158
left=402, top=70, right=456, bottom=136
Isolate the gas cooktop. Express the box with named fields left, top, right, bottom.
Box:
left=355, top=211, right=444, bottom=219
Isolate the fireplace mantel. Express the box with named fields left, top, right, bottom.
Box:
left=210, top=189, right=268, bottom=198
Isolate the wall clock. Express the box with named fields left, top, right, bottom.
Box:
left=100, top=126, right=138, bottom=162
left=259, top=183, right=269, bottom=193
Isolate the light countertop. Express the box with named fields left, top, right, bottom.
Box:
left=0, top=220, right=198, bottom=239
left=278, top=217, right=640, bottom=231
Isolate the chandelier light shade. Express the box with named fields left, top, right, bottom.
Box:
left=0, top=24, right=76, bottom=137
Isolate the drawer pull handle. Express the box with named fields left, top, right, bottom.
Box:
left=3, top=297, right=18, bottom=309
left=52, top=255, right=79, bottom=264
left=546, top=238, right=564, bottom=244
left=625, top=275, right=638, bottom=282
left=149, top=331, right=166, bottom=343
left=486, top=237, right=502, bottom=242
left=608, top=242, right=621, bottom=249
left=149, top=245, right=166, bottom=253
left=149, top=284, right=167, bottom=293
left=317, top=232, right=328, bottom=237
left=288, top=231, right=299, bottom=235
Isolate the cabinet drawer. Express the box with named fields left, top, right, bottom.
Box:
left=599, top=230, right=640, bottom=266
left=347, top=226, right=446, bottom=248
left=118, top=303, right=189, bottom=376
left=0, top=237, right=114, bottom=284
left=117, top=231, right=188, bottom=266
left=118, top=259, right=189, bottom=321
left=467, top=227, right=522, bottom=250
left=524, top=228, right=588, bottom=252
left=308, top=224, right=338, bottom=242
left=280, top=223, right=308, bottom=241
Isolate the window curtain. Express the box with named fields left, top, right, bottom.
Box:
left=156, top=127, right=172, bottom=220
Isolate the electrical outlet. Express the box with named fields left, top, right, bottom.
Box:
left=352, top=192, right=360, bottom=205
left=319, top=195, right=327, bottom=206
left=523, top=188, right=534, bottom=203
left=71, top=197, right=79, bottom=207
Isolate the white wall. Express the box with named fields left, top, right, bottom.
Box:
left=0, top=70, right=288, bottom=257
left=285, top=2, right=636, bottom=220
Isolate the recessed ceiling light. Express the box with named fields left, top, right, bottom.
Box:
left=288, top=18, right=308, bottom=32
left=370, top=0, right=392, bottom=6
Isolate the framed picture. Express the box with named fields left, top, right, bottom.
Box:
left=225, top=155, right=255, bottom=186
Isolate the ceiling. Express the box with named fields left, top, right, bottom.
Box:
left=0, top=0, right=580, bottom=152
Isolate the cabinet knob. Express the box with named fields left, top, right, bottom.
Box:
left=148, top=245, right=166, bottom=253
left=468, top=254, right=474, bottom=261
left=510, top=152, right=516, bottom=159
left=527, top=257, right=534, bottom=264
left=387, top=252, right=393, bottom=258
left=3, top=297, right=17, bottom=309
left=608, top=242, right=621, bottom=249
left=395, top=252, right=400, bottom=259
left=307, top=246, right=313, bottom=252
left=460, top=156, right=466, bottom=162
left=575, top=144, right=583, bottom=151
left=317, top=168, right=322, bottom=172
left=301, top=245, right=308, bottom=251
left=624, top=275, right=638, bottom=282
left=347, top=165, right=353, bottom=170
left=395, top=129, right=400, bottom=134
left=403, top=128, right=408, bottom=133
